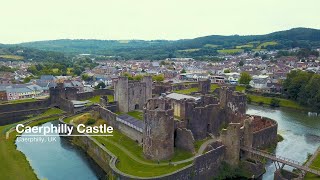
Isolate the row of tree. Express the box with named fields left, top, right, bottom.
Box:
left=283, top=70, right=320, bottom=111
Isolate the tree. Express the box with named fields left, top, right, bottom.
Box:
left=283, top=70, right=313, bottom=100
left=133, top=74, right=143, bottom=81
left=270, top=98, right=280, bottom=107
left=181, top=69, right=186, bottom=73
left=261, top=54, right=268, bottom=60
left=238, top=61, right=244, bottom=66
left=160, top=61, right=166, bottom=66
left=152, top=74, right=164, bottom=82
left=23, top=77, right=31, bottom=83
left=239, top=72, right=252, bottom=85
left=224, top=69, right=230, bottom=73
left=81, top=74, right=92, bottom=81
left=95, top=82, right=106, bottom=89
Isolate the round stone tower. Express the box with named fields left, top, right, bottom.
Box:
left=143, top=98, right=174, bottom=161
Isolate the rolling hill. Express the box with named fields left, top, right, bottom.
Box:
left=2, top=27, right=320, bottom=60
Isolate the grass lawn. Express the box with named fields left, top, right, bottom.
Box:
left=127, top=111, right=143, bottom=120
left=87, top=95, right=114, bottom=103
left=0, top=98, right=38, bottom=105
left=236, top=44, right=254, bottom=49
left=194, top=138, right=209, bottom=152
left=63, top=113, right=87, bottom=123
left=257, top=41, right=278, bottom=49
left=41, top=108, right=64, bottom=116
left=174, top=87, right=198, bottom=95
left=236, top=85, right=246, bottom=92
left=0, top=125, right=38, bottom=180
left=94, top=129, right=192, bottom=177
left=67, top=68, right=73, bottom=75
left=203, top=44, right=219, bottom=48
left=210, top=84, right=219, bottom=91
left=305, top=152, right=320, bottom=179
left=247, top=94, right=305, bottom=110
left=65, top=113, right=193, bottom=177
left=52, top=68, right=59, bottom=73
left=177, top=48, right=200, bottom=52
left=0, top=54, right=24, bottom=60
left=0, top=111, right=62, bottom=180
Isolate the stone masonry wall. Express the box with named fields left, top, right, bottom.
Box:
left=0, top=99, right=50, bottom=113
left=252, top=118, right=278, bottom=148
left=98, top=106, right=143, bottom=143
left=76, top=89, right=114, bottom=100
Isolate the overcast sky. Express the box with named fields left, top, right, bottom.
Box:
left=1, top=0, right=320, bottom=44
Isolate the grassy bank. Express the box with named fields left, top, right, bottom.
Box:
left=305, top=152, right=320, bottom=179
left=0, top=108, right=64, bottom=180
left=0, top=98, right=38, bottom=105
left=66, top=113, right=193, bottom=177
left=127, top=111, right=143, bottom=120
left=173, top=87, right=198, bottom=95
left=247, top=94, right=305, bottom=110
left=94, top=130, right=192, bottom=177
left=87, top=95, right=114, bottom=103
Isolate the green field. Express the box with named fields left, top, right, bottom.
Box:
left=127, top=111, right=143, bottom=120
left=236, top=85, right=246, bottom=92
left=257, top=41, right=278, bottom=49
left=177, top=48, right=200, bottom=52
left=0, top=109, right=64, bottom=180
left=247, top=94, right=304, bottom=110
left=203, top=44, right=219, bottom=48
left=87, top=95, right=114, bottom=103
left=0, top=54, right=24, bottom=60
left=210, top=84, right=219, bottom=91
left=305, top=152, right=320, bottom=179
left=194, top=138, right=209, bottom=152
left=217, top=49, right=244, bottom=54
left=236, top=44, right=254, bottom=49
left=64, top=113, right=194, bottom=177
left=173, top=87, right=199, bottom=95
left=67, top=68, right=73, bottom=74
left=94, top=130, right=192, bottom=177
left=0, top=98, right=38, bottom=105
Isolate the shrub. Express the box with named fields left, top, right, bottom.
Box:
left=86, top=118, right=96, bottom=125
left=247, top=96, right=252, bottom=104
left=270, top=98, right=280, bottom=107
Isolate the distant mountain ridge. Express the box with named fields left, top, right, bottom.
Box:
left=4, top=27, right=320, bottom=60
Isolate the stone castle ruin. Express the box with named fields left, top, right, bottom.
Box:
left=143, top=98, right=174, bottom=160
left=138, top=84, right=277, bottom=166
left=114, top=76, right=152, bottom=112
left=41, top=79, right=279, bottom=179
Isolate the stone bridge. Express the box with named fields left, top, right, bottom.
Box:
left=241, top=146, right=320, bottom=176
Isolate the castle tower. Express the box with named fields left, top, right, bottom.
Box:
left=198, top=78, right=211, bottom=94
left=242, top=117, right=254, bottom=159
left=114, top=77, right=129, bottom=112
left=142, top=76, right=152, bottom=100
left=143, top=98, right=174, bottom=160
left=221, top=122, right=241, bottom=167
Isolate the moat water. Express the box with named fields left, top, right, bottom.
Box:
left=247, top=105, right=320, bottom=180
left=16, top=121, right=104, bottom=180
left=15, top=107, right=320, bottom=180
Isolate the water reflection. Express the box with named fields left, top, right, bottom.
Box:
left=247, top=105, right=320, bottom=180
left=16, top=121, right=105, bottom=180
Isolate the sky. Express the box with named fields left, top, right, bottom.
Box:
left=1, top=0, right=320, bottom=44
